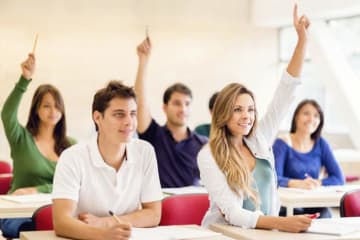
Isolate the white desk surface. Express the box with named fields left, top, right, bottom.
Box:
left=278, top=185, right=360, bottom=216
left=210, top=217, right=360, bottom=240
left=20, top=226, right=235, bottom=240
left=0, top=195, right=51, bottom=218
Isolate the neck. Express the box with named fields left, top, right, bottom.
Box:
left=291, top=131, right=312, bottom=144
left=166, top=121, right=188, bottom=141
left=97, top=133, right=126, bottom=171
left=36, top=124, right=56, bottom=140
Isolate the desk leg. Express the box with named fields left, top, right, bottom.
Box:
left=287, top=206, right=294, bottom=216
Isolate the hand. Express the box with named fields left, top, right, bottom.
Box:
left=78, top=213, right=114, bottom=228
left=20, top=53, right=36, bottom=80
left=136, top=38, right=151, bottom=64
left=11, top=187, right=38, bottom=195
left=101, top=223, right=132, bottom=240
left=288, top=178, right=320, bottom=189
left=279, top=215, right=312, bottom=233
left=293, top=4, right=310, bottom=41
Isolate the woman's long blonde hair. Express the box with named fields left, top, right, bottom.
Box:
left=209, top=83, right=259, bottom=207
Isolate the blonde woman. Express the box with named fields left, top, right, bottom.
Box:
left=198, top=5, right=312, bottom=233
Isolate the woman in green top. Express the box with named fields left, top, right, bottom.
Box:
left=0, top=53, right=74, bottom=238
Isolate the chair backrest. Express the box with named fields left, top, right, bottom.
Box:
left=32, top=204, right=53, bottom=230
left=159, top=194, right=209, bottom=225
left=0, top=161, right=12, bottom=174
left=340, top=189, right=360, bottom=217
left=0, top=174, right=12, bottom=194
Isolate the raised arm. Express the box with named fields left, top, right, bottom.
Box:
left=286, top=4, right=310, bottom=77
left=134, top=38, right=152, bottom=133
left=1, top=54, right=36, bottom=145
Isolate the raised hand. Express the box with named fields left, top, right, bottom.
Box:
left=20, top=53, right=36, bottom=80
left=293, top=4, right=310, bottom=41
left=136, top=38, right=151, bottom=64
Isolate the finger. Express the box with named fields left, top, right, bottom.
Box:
left=117, top=222, right=131, bottom=230
left=293, top=3, right=299, bottom=26
left=147, top=37, right=151, bottom=47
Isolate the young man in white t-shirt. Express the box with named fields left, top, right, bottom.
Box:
left=52, top=81, right=163, bottom=240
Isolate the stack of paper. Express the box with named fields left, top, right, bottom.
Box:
left=131, top=226, right=221, bottom=240
left=0, top=193, right=52, bottom=203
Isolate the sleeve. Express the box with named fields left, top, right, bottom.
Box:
left=140, top=143, right=163, bottom=203
left=258, top=71, right=301, bottom=144
left=36, top=183, right=53, bottom=193
left=198, top=146, right=261, bottom=229
left=1, top=76, right=31, bottom=145
left=273, top=139, right=291, bottom=187
left=320, top=138, right=345, bottom=186
left=52, top=148, right=82, bottom=201
left=138, top=119, right=160, bottom=141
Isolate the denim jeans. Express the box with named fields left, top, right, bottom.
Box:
left=0, top=218, right=35, bottom=238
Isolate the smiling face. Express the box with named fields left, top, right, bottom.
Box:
left=163, top=92, right=191, bottom=127
left=226, top=93, right=256, bottom=137
left=294, top=103, right=321, bottom=135
left=93, top=97, right=137, bottom=144
left=37, top=92, right=62, bottom=127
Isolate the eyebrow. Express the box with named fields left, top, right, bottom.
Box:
left=112, top=109, right=137, bottom=113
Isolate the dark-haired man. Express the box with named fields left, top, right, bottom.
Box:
left=135, top=38, right=207, bottom=188
left=52, top=81, right=162, bottom=240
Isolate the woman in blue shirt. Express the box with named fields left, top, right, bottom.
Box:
left=273, top=99, right=345, bottom=218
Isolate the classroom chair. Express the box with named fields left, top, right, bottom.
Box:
left=159, top=194, right=209, bottom=225
left=0, top=160, right=12, bottom=173
left=340, top=189, right=360, bottom=217
left=0, top=174, right=12, bottom=194
left=32, top=204, right=53, bottom=230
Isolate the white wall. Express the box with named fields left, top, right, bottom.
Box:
left=0, top=0, right=281, bottom=161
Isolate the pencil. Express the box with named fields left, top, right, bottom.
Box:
left=32, top=33, right=39, bottom=54
left=109, top=210, right=121, bottom=223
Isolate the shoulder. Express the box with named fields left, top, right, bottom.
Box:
left=193, top=131, right=209, bottom=144
left=197, top=144, right=214, bottom=165
left=58, top=141, right=88, bottom=165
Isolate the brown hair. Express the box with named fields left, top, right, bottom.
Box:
left=92, top=80, right=136, bottom=131
left=26, top=84, right=71, bottom=155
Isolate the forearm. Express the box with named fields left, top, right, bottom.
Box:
left=54, top=215, right=105, bottom=240
left=118, top=208, right=160, bottom=227
left=286, top=39, right=307, bottom=77
left=256, top=216, right=286, bottom=230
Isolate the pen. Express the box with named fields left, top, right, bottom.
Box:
left=309, top=212, right=320, bottom=219
left=109, top=210, right=121, bottom=223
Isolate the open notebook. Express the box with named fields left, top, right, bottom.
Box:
left=131, top=226, right=221, bottom=240
left=307, top=219, right=360, bottom=236
left=0, top=193, right=52, bottom=203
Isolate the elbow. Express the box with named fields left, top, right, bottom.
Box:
left=151, top=207, right=162, bottom=227
left=53, top=215, right=69, bottom=237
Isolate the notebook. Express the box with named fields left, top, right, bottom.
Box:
left=307, top=219, right=359, bottom=236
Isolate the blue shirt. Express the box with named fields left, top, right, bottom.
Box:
left=243, top=158, right=273, bottom=215
left=273, top=137, right=345, bottom=187
left=139, top=119, right=208, bottom=187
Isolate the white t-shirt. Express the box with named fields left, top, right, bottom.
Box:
left=52, top=135, right=163, bottom=217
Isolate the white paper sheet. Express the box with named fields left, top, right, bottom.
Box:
left=131, top=226, right=221, bottom=240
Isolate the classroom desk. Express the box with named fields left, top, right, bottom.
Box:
left=210, top=217, right=360, bottom=240
left=278, top=185, right=360, bottom=216
left=20, top=226, right=235, bottom=240
left=0, top=195, right=51, bottom=218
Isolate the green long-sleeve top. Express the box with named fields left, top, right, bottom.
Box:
left=1, top=76, right=75, bottom=194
